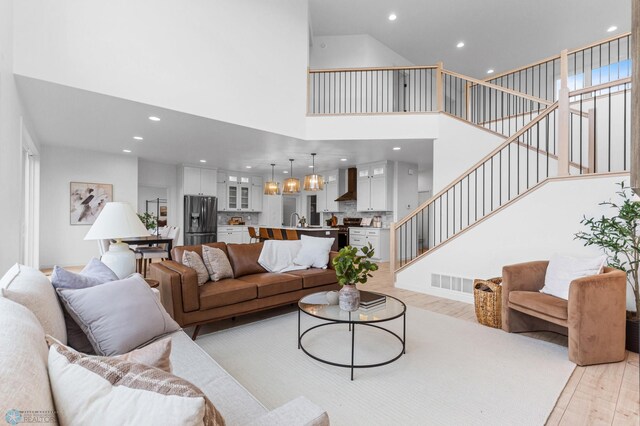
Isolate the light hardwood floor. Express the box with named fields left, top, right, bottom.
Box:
left=45, top=262, right=639, bottom=425
left=365, top=263, right=639, bottom=426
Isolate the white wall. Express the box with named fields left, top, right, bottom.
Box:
left=0, top=0, right=35, bottom=272
left=394, top=162, right=419, bottom=222
left=13, top=0, right=309, bottom=139
left=432, top=114, right=506, bottom=192
left=396, top=174, right=636, bottom=310
left=310, top=34, right=413, bottom=69
left=138, top=160, right=178, bottom=228
left=306, top=113, right=439, bottom=140
left=39, top=145, right=138, bottom=267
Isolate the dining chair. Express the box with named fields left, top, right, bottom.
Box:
left=284, top=229, right=299, bottom=240
left=258, top=227, right=270, bottom=241
left=247, top=227, right=259, bottom=243
left=97, top=239, right=111, bottom=256
left=135, top=226, right=179, bottom=277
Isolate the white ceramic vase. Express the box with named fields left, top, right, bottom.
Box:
left=326, top=290, right=339, bottom=305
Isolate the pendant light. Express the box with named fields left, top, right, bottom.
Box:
left=282, top=159, right=301, bottom=194
left=264, top=164, right=281, bottom=195
left=303, top=153, right=324, bottom=191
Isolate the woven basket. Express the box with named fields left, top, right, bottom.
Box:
left=473, top=277, right=503, bottom=328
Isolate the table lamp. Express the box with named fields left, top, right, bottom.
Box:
left=84, top=202, right=149, bottom=278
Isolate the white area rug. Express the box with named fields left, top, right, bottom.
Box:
left=197, top=306, right=574, bottom=426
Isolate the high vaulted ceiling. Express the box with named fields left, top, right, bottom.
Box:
left=309, top=0, right=632, bottom=77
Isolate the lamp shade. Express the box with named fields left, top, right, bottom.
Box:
left=282, top=177, right=301, bottom=194
left=263, top=180, right=281, bottom=195
left=84, top=202, right=149, bottom=240
left=303, top=174, right=324, bottom=191
left=303, top=153, right=324, bottom=191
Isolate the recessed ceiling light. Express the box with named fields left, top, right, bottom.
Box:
left=148, top=116, right=161, bottom=121
left=133, top=136, right=143, bottom=140
left=487, top=69, right=495, bottom=74
left=283, top=170, right=289, bottom=174
left=199, top=159, right=207, bottom=163
left=456, top=42, right=465, bottom=48
left=308, top=165, right=314, bottom=168
left=245, top=165, right=252, bottom=169
left=393, top=147, right=401, bottom=151
left=607, top=25, right=617, bottom=32
left=340, top=158, right=347, bottom=161
left=122, top=149, right=132, bottom=153
left=388, top=13, right=397, bottom=21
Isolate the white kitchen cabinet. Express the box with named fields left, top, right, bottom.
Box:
left=183, top=166, right=217, bottom=196
left=349, top=228, right=390, bottom=261
left=317, top=169, right=344, bottom=213
left=217, top=172, right=228, bottom=211
left=217, top=226, right=249, bottom=244
left=250, top=176, right=263, bottom=212
left=227, top=175, right=251, bottom=212
left=200, top=168, right=217, bottom=197
left=356, top=162, right=393, bottom=212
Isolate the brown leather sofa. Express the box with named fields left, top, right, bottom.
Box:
left=150, top=242, right=340, bottom=339
left=501, top=261, right=627, bottom=366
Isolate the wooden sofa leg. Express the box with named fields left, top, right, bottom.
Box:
left=192, top=325, right=201, bottom=340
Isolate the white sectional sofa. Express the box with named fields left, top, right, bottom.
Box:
left=0, top=264, right=329, bottom=425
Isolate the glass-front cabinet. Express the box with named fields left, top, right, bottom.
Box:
left=227, top=175, right=251, bottom=211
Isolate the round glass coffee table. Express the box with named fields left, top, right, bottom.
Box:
left=298, top=290, right=406, bottom=380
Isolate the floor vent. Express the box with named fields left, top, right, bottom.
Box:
left=431, top=273, right=474, bottom=294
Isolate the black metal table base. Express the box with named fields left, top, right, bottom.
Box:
left=297, top=309, right=406, bottom=380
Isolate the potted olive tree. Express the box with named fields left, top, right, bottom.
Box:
left=332, top=243, right=379, bottom=311
left=575, top=182, right=639, bottom=353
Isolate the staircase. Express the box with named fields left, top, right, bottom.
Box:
left=307, top=32, right=633, bottom=284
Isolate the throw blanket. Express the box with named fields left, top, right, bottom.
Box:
left=258, top=240, right=308, bottom=273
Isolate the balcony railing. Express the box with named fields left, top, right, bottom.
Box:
left=308, top=65, right=553, bottom=139
left=486, top=33, right=631, bottom=102
left=308, top=66, right=438, bottom=114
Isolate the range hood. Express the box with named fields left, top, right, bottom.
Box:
left=335, top=168, right=357, bottom=202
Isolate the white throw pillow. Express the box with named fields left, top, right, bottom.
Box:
left=540, top=254, right=607, bottom=300
left=293, top=235, right=335, bottom=269
left=0, top=297, right=56, bottom=421
left=1, top=263, right=67, bottom=344
left=47, top=338, right=225, bottom=426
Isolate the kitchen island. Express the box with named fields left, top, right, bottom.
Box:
left=259, top=226, right=339, bottom=251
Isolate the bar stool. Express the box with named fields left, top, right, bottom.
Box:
left=247, top=227, right=259, bottom=243
left=258, top=227, right=270, bottom=241
left=285, top=229, right=299, bottom=240
left=271, top=229, right=285, bottom=240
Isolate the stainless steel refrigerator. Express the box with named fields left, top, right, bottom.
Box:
left=184, top=195, right=217, bottom=245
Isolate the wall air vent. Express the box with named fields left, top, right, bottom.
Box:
left=431, top=273, right=474, bottom=294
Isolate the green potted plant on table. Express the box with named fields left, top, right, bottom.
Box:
left=332, top=243, right=379, bottom=311
left=137, top=212, right=157, bottom=231
left=575, top=182, right=639, bottom=353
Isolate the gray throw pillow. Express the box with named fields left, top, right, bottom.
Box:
left=51, top=258, right=119, bottom=289
left=182, top=251, right=210, bottom=285
left=51, top=258, right=119, bottom=353
left=56, top=274, right=180, bottom=356
left=201, top=246, right=234, bottom=282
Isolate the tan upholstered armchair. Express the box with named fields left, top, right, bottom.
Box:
left=501, top=261, right=627, bottom=366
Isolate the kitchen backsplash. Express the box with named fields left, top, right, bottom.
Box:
left=322, top=201, right=394, bottom=227
left=217, top=212, right=260, bottom=226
